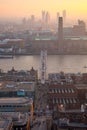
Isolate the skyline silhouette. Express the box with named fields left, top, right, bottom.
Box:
left=0, top=0, right=87, bottom=21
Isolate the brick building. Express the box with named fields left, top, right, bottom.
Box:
left=48, top=84, right=80, bottom=110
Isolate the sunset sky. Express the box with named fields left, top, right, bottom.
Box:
left=0, top=0, right=87, bottom=20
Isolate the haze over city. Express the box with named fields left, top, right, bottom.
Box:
left=0, top=0, right=87, bottom=23
left=1, top=0, right=87, bottom=130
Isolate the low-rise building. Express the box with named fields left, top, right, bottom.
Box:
left=48, top=84, right=80, bottom=110
left=0, top=112, right=30, bottom=130
left=0, top=81, right=35, bottom=100
left=0, top=97, right=33, bottom=113
left=0, top=67, right=38, bottom=82
left=0, top=118, right=13, bottom=130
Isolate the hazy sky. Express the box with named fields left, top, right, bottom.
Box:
left=0, top=0, right=87, bottom=20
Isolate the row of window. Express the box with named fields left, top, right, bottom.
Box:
left=49, top=88, right=75, bottom=93
left=49, top=98, right=78, bottom=104
left=0, top=105, right=27, bottom=108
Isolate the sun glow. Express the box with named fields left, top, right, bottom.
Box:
left=0, top=0, right=87, bottom=20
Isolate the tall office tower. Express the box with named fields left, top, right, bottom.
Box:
left=57, top=12, right=60, bottom=20
left=22, top=17, right=27, bottom=25
left=58, top=17, right=63, bottom=52
left=22, top=17, right=27, bottom=30
left=63, top=10, right=66, bottom=24
left=45, top=11, right=50, bottom=28
left=31, top=15, right=35, bottom=22
left=42, top=10, right=46, bottom=28
left=42, top=10, right=45, bottom=22
left=31, top=15, right=35, bottom=28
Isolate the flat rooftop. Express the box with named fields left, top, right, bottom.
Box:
left=0, top=120, right=12, bottom=130
left=0, top=97, right=33, bottom=104
left=0, top=112, right=28, bottom=128
left=75, top=84, right=87, bottom=89
left=0, top=81, right=35, bottom=92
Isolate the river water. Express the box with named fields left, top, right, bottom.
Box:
left=0, top=55, right=87, bottom=77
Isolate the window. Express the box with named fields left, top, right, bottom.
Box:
left=69, top=98, right=73, bottom=103
left=65, top=89, right=68, bottom=93
left=58, top=89, right=61, bottom=93
left=61, top=89, right=64, bottom=93
left=66, top=98, right=69, bottom=104
left=63, top=98, right=66, bottom=104
left=56, top=99, right=58, bottom=103
left=68, top=89, right=71, bottom=93
left=53, top=99, right=55, bottom=104
left=52, top=89, right=54, bottom=93
left=73, top=98, right=77, bottom=103
left=59, top=99, right=62, bottom=104
left=55, top=89, right=57, bottom=93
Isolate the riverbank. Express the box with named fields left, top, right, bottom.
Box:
left=1, top=52, right=87, bottom=56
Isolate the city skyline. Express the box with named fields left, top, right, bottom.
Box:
left=0, top=0, right=87, bottom=21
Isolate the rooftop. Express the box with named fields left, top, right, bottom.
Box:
left=0, top=97, right=33, bottom=104
left=0, top=81, right=35, bottom=92
left=0, top=120, right=12, bottom=130
left=0, top=112, right=29, bottom=128
left=65, top=36, right=87, bottom=40
left=75, top=84, right=87, bottom=89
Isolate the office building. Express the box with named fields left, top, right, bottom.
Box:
left=0, top=118, right=13, bottom=130
left=0, top=112, right=30, bottom=130
left=57, top=12, right=60, bottom=20
left=58, top=17, right=63, bottom=52
left=42, top=10, right=45, bottom=22
left=63, top=10, right=66, bottom=24
left=0, top=97, right=33, bottom=114
left=0, top=81, right=35, bottom=100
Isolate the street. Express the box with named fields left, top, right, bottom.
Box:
left=31, top=116, right=47, bottom=130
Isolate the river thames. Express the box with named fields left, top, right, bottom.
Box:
left=0, top=55, right=87, bottom=77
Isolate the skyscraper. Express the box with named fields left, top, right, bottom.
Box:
left=63, top=10, right=66, bottom=24
left=31, top=15, right=35, bottom=28
left=45, top=12, right=50, bottom=23
left=42, top=10, right=45, bottom=22
left=58, top=17, right=63, bottom=52
left=57, top=12, right=60, bottom=20
left=45, top=11, right=50, bottom=29
left=22, top=17, right=27, bottom=25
